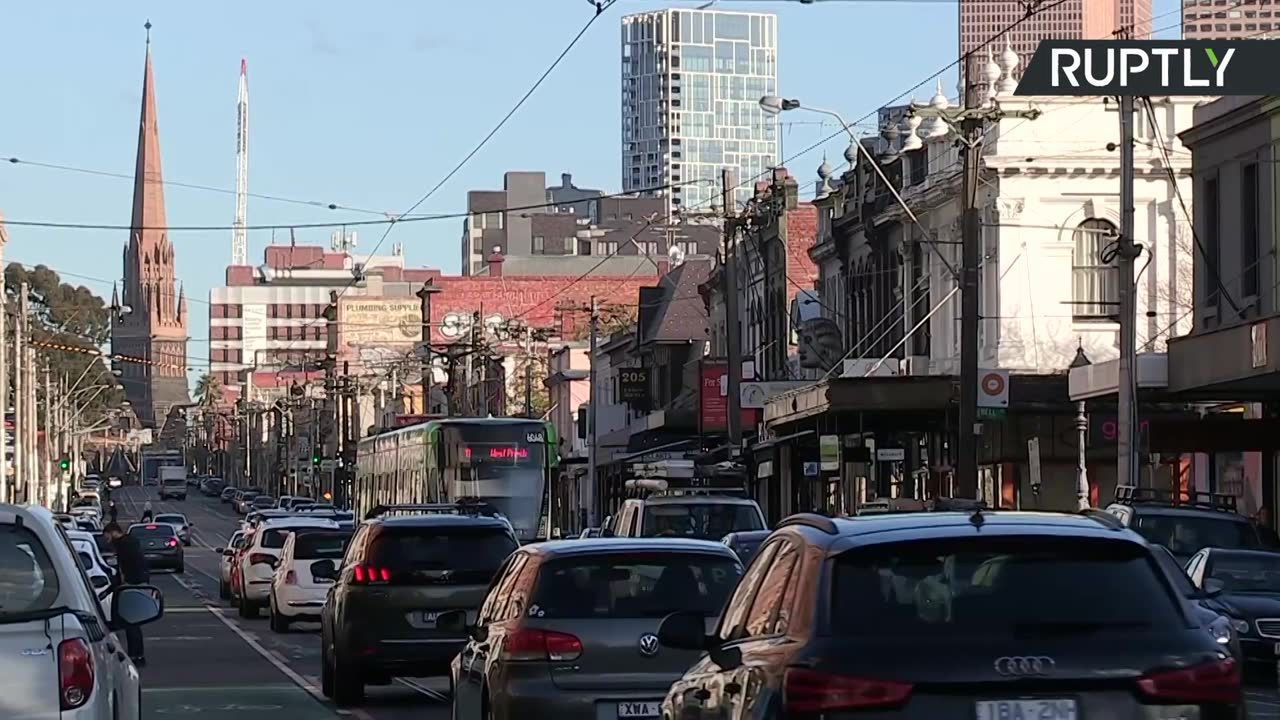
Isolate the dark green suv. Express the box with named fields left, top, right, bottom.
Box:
left=319, top=504, right=519, bottom=707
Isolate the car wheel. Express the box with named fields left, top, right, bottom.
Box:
left=219, top=579, right=230, bottom=600
left=331, top=645, right=365, bottom=707
left=176, top=562, right=185, bottom=574
left=269, top=597, right=290, bottom=633
left=239, top=597, right=259, bottom=618
left=320, top=633, right=335, bottom=698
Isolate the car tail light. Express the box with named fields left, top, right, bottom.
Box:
left=500, top=627, right=583, bottom=662
left=145, top=525, right=157, bottom=530
left=166, top=538, right=178, bottom=548
left=284, top=570, right=297, bottom=585
left=249, top=553, right=274, bottom=567
left=783, top=667, right=912, bottom=713
left=1136, top=658, right=1241, bottom=704
left=58, top=638, right=94, bottom=710
left=351, top=565, right=391, bottom=584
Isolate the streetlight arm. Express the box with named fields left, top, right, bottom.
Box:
left=796, top=104, right=858, bottom=142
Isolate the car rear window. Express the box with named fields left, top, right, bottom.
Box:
left=531, top=553, right=742, bottom=619
left=831, top=536, right=1182, bottom=637
left=260, top=528, right=297, bottom=549
left=1133, top=514, right=1263, bottom=555
left=642, top=503, right=764, bottom=540
left=163, top=477, right=185, bottom=485
left=1208, top=553, right=1280, bottom=593
left=367, top=527, right=517, bottom=584
left=294, top=531, right=351, bottom=560
left=154, top=515, right=185, bottom=524
left=0, top=524, right=60, bottom=616
left=253, top=497, right=276, bottom=508
left=129, top=524, right=177, bottom=539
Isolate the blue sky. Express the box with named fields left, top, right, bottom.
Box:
left=0, top=0, right=1178, bottom=383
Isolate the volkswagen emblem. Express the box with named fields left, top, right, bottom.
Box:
left=638, top=633, right=660, bottom=657
left=993, top=656, right=1055, bottom=677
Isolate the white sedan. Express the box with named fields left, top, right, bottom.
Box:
left=67, top=529, right=116, bottom=616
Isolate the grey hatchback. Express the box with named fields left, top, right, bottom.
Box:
left=443, top=538, right=743, bottom=720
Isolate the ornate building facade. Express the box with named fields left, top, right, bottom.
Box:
left=112, top=35, right=191, bottom=428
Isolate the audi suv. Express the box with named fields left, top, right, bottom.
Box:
left=655, top=508, right=1244, bottom=719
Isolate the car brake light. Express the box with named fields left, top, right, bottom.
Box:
left=1136, top=658, right=1240, bottom=704
left=284, top=570, right=297, bottom=585
left=249, top=553, right=274, bottom=566
left=58, top=638, right=94, bottom=710
left=352, top=565, right=391, bottom=584
left=783, top=667, right=912, bottom=713
left=501, top=627, right=583, bottom=662
left=145, top=525, right=157, bottom=530
left=166, top=538, right=178, bottom=548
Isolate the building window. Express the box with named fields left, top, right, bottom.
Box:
left=1242, top=163, right=1260, bottom=298
left=1204, top=177, right=1221, bottom=307
left=533, top=236, right=545, bottom=253
left=1072, top=218, right=1119, bottom=321
left=598, top=241, right=618, bottom=256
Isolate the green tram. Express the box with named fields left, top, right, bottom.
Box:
left=354, top=417, right=559, bottom=543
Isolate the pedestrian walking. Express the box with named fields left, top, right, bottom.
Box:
left=102, top=522, right=150, bottom=666
left=141, top=500, right=153, bottom=523
left=108, top=500, right=118, bottom=524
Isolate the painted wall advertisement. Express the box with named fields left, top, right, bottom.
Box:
left=698, top=360, right=758, bottom=433
left=338, top=299, right=422, bottom=363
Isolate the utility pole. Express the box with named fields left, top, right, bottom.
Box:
left=909, top=81, right=1040, bottom=498
left=24, top=346, right=35, bottom=504
left=586, top=297, right=599, bottom=526
left=42, top=363, right=51, bottom=508
left=1116, top=95, right=1140, bottom=489
left=0, top=219, right=8, bottom=504
left=416, top=279, right=440, bottom=414
left=13, top=282, right=24, bottom=502
left=721, top=168, right=743, bottom=453
left=322, top=290, right=340, bottom=501
left=524, top=328, right=533, bottom=417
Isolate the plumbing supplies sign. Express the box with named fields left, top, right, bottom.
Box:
left=1015, top=40, right=1280, bottom=96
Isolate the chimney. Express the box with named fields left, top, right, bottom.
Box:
left=486, top=250, right=505, bottom=277
left=561, top=173, right=573, bottom=188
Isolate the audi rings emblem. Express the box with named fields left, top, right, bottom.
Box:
left=993, top=656, right=1055, bottom=677
left=638, top=633, right=660, bottom=657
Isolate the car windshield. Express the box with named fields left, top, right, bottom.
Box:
left=368, top=527, right=516, bottom=583
left=531, top=553, right=741, bottom=618
left=1133, top=514, right=1263, bottom=555
left=830, top=536, right=1182, bottom=637
left=129, top=524, right=177, bottom=539
left=1209, top=553, right=1280, bottom=593
left=294, top=531, right=351, bottom=560
left=642, top=503, right=763, bottom=540
left=0, top=524, right=60, bottom=617
left=252, top=497, right=275, bottom=508
left=154, top=515, right=185, bottom=524
left=260, top=528, right=294, bottom=549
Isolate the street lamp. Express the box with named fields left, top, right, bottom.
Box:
left=1069, top=344, right=1092, bottom=510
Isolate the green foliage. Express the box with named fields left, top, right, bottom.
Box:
left=507, top=355, right=550, bottom=419
left=193, top=372, right=224, bottom=407
left=4, top=263, right=123, bottom=424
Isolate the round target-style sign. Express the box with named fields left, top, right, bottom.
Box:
left=981, top=372, right=1006, bottom=397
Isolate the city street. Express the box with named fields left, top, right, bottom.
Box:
left=110, top=485, right=450, bottom=720
left=106, top=485, right=1280, bottom=719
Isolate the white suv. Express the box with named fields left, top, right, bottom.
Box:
left=268, top=527, right=351, bottom=632
left=0, top=504, right=163, bottom=718
left=236, top=517, right=338, bottom=618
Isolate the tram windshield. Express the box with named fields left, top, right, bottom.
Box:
left=440, top=423, right=549, bottom=541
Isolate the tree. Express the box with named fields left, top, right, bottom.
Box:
left=193, top=372, right=224, bottom=407
left=4, top=263, right=123, bottom=425
left=507, top=355, right=550, bottom=419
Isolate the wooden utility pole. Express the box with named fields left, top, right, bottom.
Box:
left=586, top=297, right=599, bottom=525
left=416, top=279, right=440, bottom=414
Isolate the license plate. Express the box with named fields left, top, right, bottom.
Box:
left=975, top=699, right=1076, bottom=720
left=315, top=577, right=334, bottom=584
left=617, top=701, right=662, bottom=718
left=422, top=611, right=441, bottom=625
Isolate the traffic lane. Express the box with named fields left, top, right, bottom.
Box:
left=143, top=489, right=453, bottom=718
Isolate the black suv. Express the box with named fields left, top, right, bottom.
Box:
left=656, top=508, right=1244, bottom=719
left=319, top=503, right=519, bottom=707
left=1104, top=487, right=1272, bottom=562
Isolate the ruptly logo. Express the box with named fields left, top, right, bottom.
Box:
left=638, top=633, right=660, bottom=657
left=1015, top=40, right=1280, bottom=96
left=993, top=656, right=1055, bottom=677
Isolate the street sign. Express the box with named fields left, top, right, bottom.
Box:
left=1028, top=437, right=1042, bottom=490
left=803, top=462, right=819, bottom=477
left=977, top=407, right=1007, bottom=419
left=876, top=448, right=905, bottom=462
left=978, top=369, right=1009, bottom=408
left=319, top=459, right=337, bottom=472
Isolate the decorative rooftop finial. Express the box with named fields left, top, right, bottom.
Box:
left=984, top=47, right=1001, bottom=102
left=145, top=20, right=152, bottom=45
left=997, top=38, right=1020, bottom=95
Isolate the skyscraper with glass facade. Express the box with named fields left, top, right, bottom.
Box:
left=621, top=9, right=779, bottom=217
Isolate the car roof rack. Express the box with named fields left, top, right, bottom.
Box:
left=1079, top=508, right=1125, bottom=529
left=777, top=513, right=839, bottom=535
left=854, top=497, right=987, bottom=516
left=363, top=500, right=506, bottom=522
left=1113, top=485, right=1239, bottom=514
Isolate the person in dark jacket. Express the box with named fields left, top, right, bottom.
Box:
left=103, top=522, right=149, bottom=665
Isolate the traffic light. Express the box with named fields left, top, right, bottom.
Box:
left=58, top=456, right=70, bottom=472
left=312, top=453, right=321, bottom=466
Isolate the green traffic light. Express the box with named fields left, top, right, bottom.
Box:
left=58, top=458, right=69, bottom=471
left=312, top=455, right=321, bottom=465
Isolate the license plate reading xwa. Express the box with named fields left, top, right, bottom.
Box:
left=975, top=699, right=1077, bottom=720
left=616, top=701, right=661, bottom=718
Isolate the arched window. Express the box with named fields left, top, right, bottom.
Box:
left=1072, top=218, right=1119, bottom=321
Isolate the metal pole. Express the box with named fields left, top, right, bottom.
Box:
left=957, top=82, right=983, bottom=500
left=524, top=330, right=533, bottom=417
left=1076, top=400, right=1090, bottom=510
left=417, top=280, right=439, bottom=414
left=25, top=347, right=34, bottom=504
left=0, top=232, right=7, bottom=503
left=1117, top=94, right=1139, bottom=489
left=42, top=364, right=51, bottom=508
left=587, top=297, right=599, bottom=526
left=13, top=282, right=24, bottom=502
left=722, top=168, right=743, bottom=452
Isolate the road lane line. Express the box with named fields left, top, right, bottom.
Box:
left=202, top=605, right=352, bottom=714
left=395, top=677, right=449, bottom=702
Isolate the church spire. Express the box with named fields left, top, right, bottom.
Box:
left=130, top=22, right=168, bottom=262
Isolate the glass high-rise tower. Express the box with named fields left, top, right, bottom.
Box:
left=621, top=9, right=779, bottom=218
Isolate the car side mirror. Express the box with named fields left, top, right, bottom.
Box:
left=111, top=585, right=163, bottom=629
left=658, top=611, right=712, bottom=651
left=1203, top=578, right=1226, bottom=597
